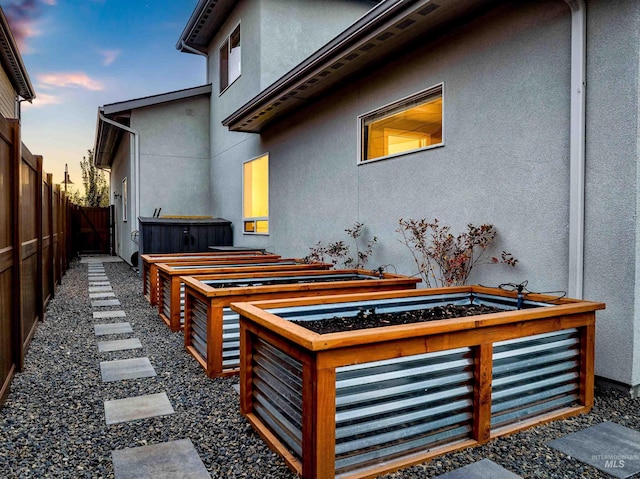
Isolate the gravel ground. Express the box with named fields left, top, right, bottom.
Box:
left=0, top=258, right=637, bottom=478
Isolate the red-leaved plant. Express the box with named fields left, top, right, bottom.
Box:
left=304, top=222, right=377, bottom=269
left=397, top=218, right=517, bottom=287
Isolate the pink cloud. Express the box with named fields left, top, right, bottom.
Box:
left=22, top=92, right=60, bottom=108
left=100, top=49, right=121, bottom=66
left=2, top=0, right=51, bottom=52
left=38, top=72, right=104, bottom=91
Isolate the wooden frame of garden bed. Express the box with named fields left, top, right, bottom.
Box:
left=156, top=260, right=332, bottom=332
left=232, top=286, right=605, bottom=479
left=141, top=253, right=281, bottom=305
left=182, top=269, right=421, bottom=378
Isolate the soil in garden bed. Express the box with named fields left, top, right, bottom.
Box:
left=292, top=304, right=506, bottom=334
left=210, top=275, right=375, bottom=289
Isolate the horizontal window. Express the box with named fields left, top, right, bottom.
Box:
left=360, top=84, right=443, bottom=163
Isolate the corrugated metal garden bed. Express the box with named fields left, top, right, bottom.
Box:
left=155, top=259, right=332, bottom=332
left=182, top=269, right=420, bottom=377
left=231, top=286, right=605, bottom=479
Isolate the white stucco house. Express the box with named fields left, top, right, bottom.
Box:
left=93, top=0, right=640, bottom=397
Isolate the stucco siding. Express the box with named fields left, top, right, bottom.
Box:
left=261, top=0, right=570, bottom=287
left=207, top=0, right=376, bottom=245
left=109, top=134, right=134, bottom=265
left=0, top=68, right=15, bottom=119
left=133, top=95, right=210, bottom=219
left=584, top=0, right=640, bottom=388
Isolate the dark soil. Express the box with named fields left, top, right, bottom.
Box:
left=292, top=303, right=505, bottom=334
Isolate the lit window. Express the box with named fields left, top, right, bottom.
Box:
left=360, top=84, right=443, bottom=163
left=122, top=177, right=128, bottom=222
left=220, top=24, right=241, bottom=93
left=243, top=154, right=268, bottom=234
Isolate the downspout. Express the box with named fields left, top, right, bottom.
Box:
left=98, top=111, right=141, bottom=247
left=564, top=0, right=586, bottom=299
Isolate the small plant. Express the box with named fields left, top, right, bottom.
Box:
left=304, top=222, right=378, bottom=269
left=397, top=218, right=517, bottom=287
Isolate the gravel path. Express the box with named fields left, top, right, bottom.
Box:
left=0, top=259, right=637, bottom=478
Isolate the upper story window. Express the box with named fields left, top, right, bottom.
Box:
left=220, top=23, right=241, bottom=93
left=359, top=83, right=443, bottom=163
left=243, top=154, right=269, bottom=235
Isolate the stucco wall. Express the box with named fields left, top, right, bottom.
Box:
left=583, top=0, right=640, bottom=389
left=0, top=68, right=15, bottom=119
left=109, top=133, right=133, bottom=265
left=207, top=0, right=640, bottom=388
left=133, top=95, right=210, bottom=219
left=206, top=0, right=376, bottom=244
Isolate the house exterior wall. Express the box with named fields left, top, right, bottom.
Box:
left=108, top=133, right=133, bottom=264
left=206, top=0, right=639, bottom=389
left=206, top=0, right=376, bottom=243
left=0, top=68, right=15, bottom=119
left=583, top=0, right=640, bottom=390
left=133, top=95, right=210, bottom=219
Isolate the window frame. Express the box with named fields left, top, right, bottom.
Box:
left=242, top=154, right=269, bottom=236
left=122, top=177, right=128, bottom=222
left=219, top=22, right=241, bottom=94
left=357, top=82, right=444, bottom=165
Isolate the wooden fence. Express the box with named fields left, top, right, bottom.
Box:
left=0, top=114, right=76, bottom=407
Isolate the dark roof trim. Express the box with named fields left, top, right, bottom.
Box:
left=223, top=0, right=485, bottom=133
left=0, top=7, right=35, bottom=101
left=176, top=0, right=239, bottom=54
left=103, top=84, right=212, bottom=116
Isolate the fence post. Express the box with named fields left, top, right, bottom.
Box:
left=10, top=120, right=23, bottom=371
left=35, top=155, right=43, bottom=323
left=45, top=172, right=54, bottom=300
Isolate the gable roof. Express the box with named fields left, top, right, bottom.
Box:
left=222, top=0, right=493, bottom=133
left=94, top=84, right=212, bottom=167
left=0, top=7, right=35, bottom=102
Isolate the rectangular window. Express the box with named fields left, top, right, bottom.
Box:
left=122, top=177, right=128, bottom=222
left=243, top=154, right=268, bottom=234
left=220, top=23, right=241, bottom=93
left=360, top=83, right=443, bottom=163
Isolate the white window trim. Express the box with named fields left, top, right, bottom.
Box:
left=219, top=21, right=241, bottom=95
left=122, top=177, right=128, bottom=222
left=357, top=82, right=445, bottom=165
left=242, top=154, right=269, bottom=236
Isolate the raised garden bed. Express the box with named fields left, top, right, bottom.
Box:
left=141, top=252, right=280, bottom=305
left=182, top=269, right=420, bottom=377
left=231, top=286, right=604, bottom=479
left=156, top=260, right=332, bottom=332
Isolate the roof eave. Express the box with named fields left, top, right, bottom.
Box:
left=176, top=0, right=239, bottom=54
left=223, top=0, right=493, bottom=133
left=0, top=7, right=35, bottom=101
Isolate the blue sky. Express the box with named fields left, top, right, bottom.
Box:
left=1, top=0, right=206, bottom=190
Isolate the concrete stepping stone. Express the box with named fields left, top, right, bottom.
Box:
left=88, top=275, right=109, bottom=281
left=89, top=286, right=113, bottom=293
left=95, top=322, right=133, bottom=336
left=112, top=439, right=210, bottom=479
left=548, top=421, right=640, bottom=478
left=432, top=459, right=522, bottom=478
left=94, top=310, right=126, bottom=319
left=92, top=299, right=121, bottom=308
left=90, top=292, right=116, bottom=299
left=89, top=281, right=111, bottom=287
left=104, top=392, right=174, bottom=425
left=100, top=357, right=155, bottom=382
left=98, top=338, right=143, bottom=353
left=88, top=268, right=105, bottom=273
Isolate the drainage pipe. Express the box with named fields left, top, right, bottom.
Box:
left=564, top=0, right=586, bottom=299
left=98, top=111, right=141, bottom=242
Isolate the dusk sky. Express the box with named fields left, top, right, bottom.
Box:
left=1, top=0, right=206, bottom=191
